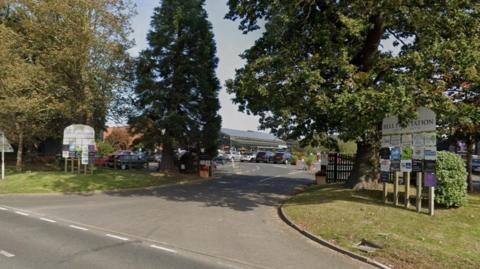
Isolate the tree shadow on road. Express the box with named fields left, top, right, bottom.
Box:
left=104, top=173, right=314, bottom=212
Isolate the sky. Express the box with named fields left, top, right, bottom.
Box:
left=129, top=0, right=263, bottom=131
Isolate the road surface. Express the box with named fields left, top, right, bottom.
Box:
left=0, top=162, right=373, bottom=269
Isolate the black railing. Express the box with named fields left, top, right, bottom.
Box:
left=326, top=153, right=355, bottom=183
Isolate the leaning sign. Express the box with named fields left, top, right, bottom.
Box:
left=0, top=130, right=14, bottom=180
left=380, top=107, right=436, bottom=216
left=62, top=125, right=96, bottom=174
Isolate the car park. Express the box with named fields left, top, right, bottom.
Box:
left=256, top=151, right=273, bottom=163
left=226, top=151, right=242, bottom=161
left=240, top=152, right=256, bottom=162
left=273, top=152, right=292, bottom=164
left=214, top=155, right=227, bottom=165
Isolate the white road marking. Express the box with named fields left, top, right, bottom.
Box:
left=150, top=244, right=177, bottom=253
left=273, top=165, right=288, bottom=169
left=15, top=211, right=29, bottom=216
left=40, top=218, right=56, bottom=223
left=106, top=234, right=129, bottom=241
left=259, top=175, right=281, bottom=182
left=69, top=225, right=89, bottom=231
left=0, top=250, right=15, bottom=258
left=0, top=207, right=7, bottom=211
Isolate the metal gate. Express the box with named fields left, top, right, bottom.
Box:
left=326, top=153, right=355, bottom=183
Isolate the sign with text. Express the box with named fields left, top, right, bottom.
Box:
left=382, top=107, right=436, bottom=135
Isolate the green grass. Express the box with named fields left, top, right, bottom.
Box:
left=0, top=167, right=200, bottom=194
left=283, top=184, right=480, bottom=269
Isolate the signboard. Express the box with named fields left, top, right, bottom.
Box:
left=380, top=107, right=437, bottom=216
left=380, top=171, right=390, bottom=183
left=400, top=160, right=412, bottom=172
left=412, top=160, right=423, bottom=172
left=63, top=125, right=95, bottom=168
left=379, top=148, right=391, bottom=160
left=390, top=147, right=401, bottom=161
left=381, top=136, right=391, bottom=148
left=0, top=131, right=14, bottom=152
left=390, top=160, right=401, bottom=172
left=382, top=107, right=436, bottom=135
left=424, top=172, right=437, bottom=187
left=63, top=125, right=95, bottom=152
left=424, top=146, right=437, bottom=160
left=380, top=159, right=391, bottom=172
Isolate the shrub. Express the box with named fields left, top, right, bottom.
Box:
left=290, top=155, right=298, bottom=165
left=96, top=141, right=115, bottom=157
left=304, top=155, right=317, bottom=166
left=435, top=151, right=468, bottom=208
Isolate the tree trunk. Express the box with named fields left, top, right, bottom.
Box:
left=344, top=142, right=378, bottom=189
left=15, top=122, right=23, bottom=172
left=160, top=143, right=177, bottom=173
left=466, top=138, right=474, bottom=193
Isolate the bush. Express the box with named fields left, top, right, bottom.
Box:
left=96, top=141, right=115, bottom=157
left=290, top=155, right=298, bottom=165
left=304, top=155, right=317, bottom=166
left=435, top=151, right=468, bottom=208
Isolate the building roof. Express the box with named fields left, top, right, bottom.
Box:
left=221, top=128, right=284, bottom=143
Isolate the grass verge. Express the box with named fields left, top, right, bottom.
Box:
left=283, top=184, right=480, bottom=269
left=0, top=167, right=201, bottom=194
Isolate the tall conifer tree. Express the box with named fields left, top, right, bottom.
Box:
left=132, top=0, right=221, bottom=172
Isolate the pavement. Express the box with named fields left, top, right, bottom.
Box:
left=0, top=162, right=373, bottom=269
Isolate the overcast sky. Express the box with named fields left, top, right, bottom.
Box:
left=129, top=0, right=263, bottom=131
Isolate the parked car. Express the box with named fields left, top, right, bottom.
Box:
left=214, top=155, right=227, bottom=165
left=226, top=151, right=242, bottom=161
left=115, top=154, right=147, bottom=169
left=95, top=155, right=107, bottom=167
left=240, top=152, right=256, bottom=162
left=256, top=151, right=273, bottom=163
left=273, top=152, right=292, bottom=164
left=472, top=157, right=480, bottom=172
left=106, top=150, right=133, bottom=168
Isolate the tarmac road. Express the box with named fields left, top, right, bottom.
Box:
left=0, top=162, right=373, bottom=269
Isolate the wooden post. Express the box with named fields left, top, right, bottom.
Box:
left=71, top=158, right=74, bottom=173
left=416, top=172, right=422, bottom=212
left=428, top=187, right=435, bottom=216
left=84, top=164, right=87, bottom=175
left=394, top=172, right=399, bottom=206
left=383, top=182, right=388, bottom=204
left=64, top=158, right=67, bottom=173
left=77, top=158, right=80, bottom=174
left=404, top=172, right=411, bottom=208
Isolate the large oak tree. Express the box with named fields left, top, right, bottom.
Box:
left=226, top=0, right=479, bottom=189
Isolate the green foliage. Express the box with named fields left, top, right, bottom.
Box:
left=435, top=151, right=468, bottom=208
left=96, top=141, right=115, bottom=157
left=226, top=1, right=480, bottom=185
left=0, top=0, right=134, bottom=169
left=290, top=155, right=298, bottom=165
left=131, top=0, right=221, bottom=167
left=304, top=155, right=317, bottom=166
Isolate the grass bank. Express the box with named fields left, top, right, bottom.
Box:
left=0, top=167, right=200, bottom=194
left=283, top=184, right=480, bottom=269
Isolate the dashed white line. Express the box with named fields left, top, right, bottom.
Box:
left=150, top=244, right=177, bottom=253
left=69, top=225, right=89, bottom=231
left=0, top=207, right=7, bottom=211
left=15, top=211, right=29, bottom=216
left=40, top=218, right=56, bottom=223
left=0, top=250, right=15, bottom=258
left=106, top=234, right=129, bottom=241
